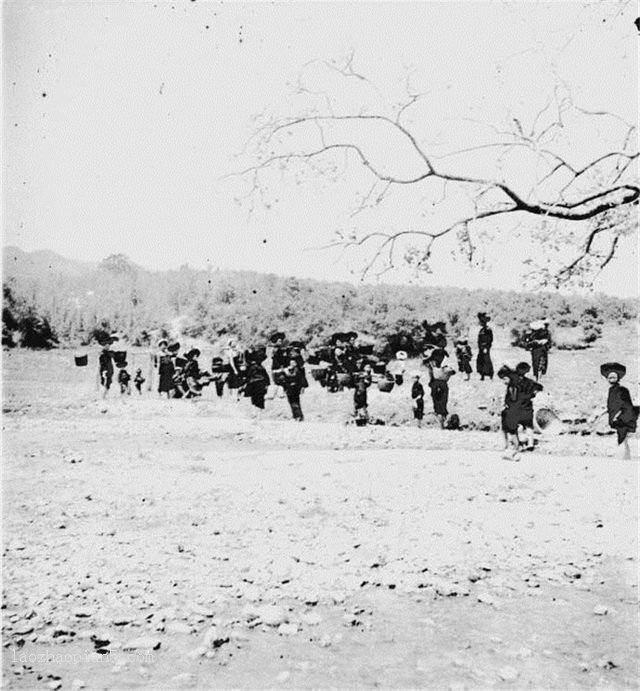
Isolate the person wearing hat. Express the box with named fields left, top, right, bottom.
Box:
left=411, top=374, right=425, bottom=427
left=98, top=335, right=115, bottom=399
left=514, top=361, right=543, bottom=451
left=601, top=363, right=638, bottom=459
left=476, top=313, right=494, bottom=381
left=525, top=320, right=551, bottom=381
left=454, top=338, right=473, bottom=381
left=156, top=339, right=175, bottom=398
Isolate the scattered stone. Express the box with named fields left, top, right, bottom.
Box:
left=202, top=626, right=230, bottom=648
left=187, top=602, right=215, bottom=617
left=170, top=673, right=197, bottom=688
left=593, top=605, right=608, bottom=616
left=300, top=611, right=322, bottom=626
left=71, top=680, right=86, bottom=691
left=256, top=605, right=287, bottom=626
left=73, top=607, right=94, bottom=618
left=476, top=593, right=496, bottom=607
left=319, top=634, right=332, bottom=648
left=187, top=646, right=207, bottom=660
left=278, top=623, right=298, bottom=635
left=498, top=666, right=519, bottom=682
left=166, top=622, right=193, bottom=635
left=123, top=636, right=161, bottom=651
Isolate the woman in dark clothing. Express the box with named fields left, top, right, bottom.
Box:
left=602, top=362, right=638, bottom=459
left=98, top=337, right=115, bottom=399
left=498, top=365, right=521, bottom=461
left=245, top=357, right=270, bottom=410
left=282, top=358, right=304, bottom=421
left=427, top=362, right=455, bottom=429
left=156, top=339, right=175, bottom=398
left=514, top=361, right=543, bottom=450
left=411, top=375, right=425, bottom=427
left=525, top=320, right=551, bottom=380
left=454, top=339, right=473, bottom=381
left=476, top=313, right=494, bottom=381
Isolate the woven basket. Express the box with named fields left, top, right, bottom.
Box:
left=378, top=379, right=394, bottom=393
left=74, top=354, right=88, bottom=367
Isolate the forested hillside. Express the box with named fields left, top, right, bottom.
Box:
left=3, top=247, right=637, bottom=351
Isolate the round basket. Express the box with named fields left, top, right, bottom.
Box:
left=378, top=379, right=395, bottom=393
left=113, top=350, right=127, bottom=366
left=74, top=354, right=88, bottom=367
left=336, top=373, right=352, bottom=387
left=535, top=407, right=564, bottom=434
left=310, top=368, right=327, bottom=382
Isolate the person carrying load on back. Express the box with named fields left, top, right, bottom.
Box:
left=97, top=334, right=115, bottom=399
left=454, top=338, right=473, bottom=381
left=270, top=332, right=289, bottom=398
left=525, top=320, right=551, bottom=381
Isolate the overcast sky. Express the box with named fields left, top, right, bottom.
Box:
left=3, top=0, right=638, bottom=296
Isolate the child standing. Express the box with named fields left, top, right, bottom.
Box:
left=601, top=362, right=638, bottom=460
left=134, top=368, right=145, bottom=394
left=118, top=363, right=131, bottom=395
left=411, top=375, right=425, bottom=427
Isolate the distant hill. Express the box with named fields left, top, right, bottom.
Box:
left=3, top=246, right=97, bottom=278
left=2, top=246, right=638, bottom=350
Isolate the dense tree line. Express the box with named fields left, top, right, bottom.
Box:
left=2, top=253, right=637, bottom=352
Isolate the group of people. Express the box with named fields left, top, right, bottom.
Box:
left=95, top=313, right=637, bottom=458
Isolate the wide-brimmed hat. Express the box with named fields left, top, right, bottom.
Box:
left=600, top=362, right=626, bottom=379
left=270, top=332, right=286, bottom=344
left=187, top=348, right=201, bottom=359
left=477, top=312, right=490, bottom=323
left=167, top=341, right=181, bottom=353
left=289, top=340, right=305, bottom=349
left=516, top=361, right=531, bottom=374
left=432, top=321, right=447, bottom=333
left=157, top=338, right=168, bottom=347
left=116, top=361, right=128, bottom=369
left=529, top=320, right=545, bottom=330
left=454, top=338, right=468, bottom=344
left=345, top=331, right=358, bottom=340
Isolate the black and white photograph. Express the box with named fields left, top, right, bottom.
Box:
left=2, top=0, right=639, bottom=689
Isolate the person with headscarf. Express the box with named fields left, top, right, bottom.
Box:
left=601, top=362, right=638, bottom=460
left=525, top=320, right=551, bottom=381
left=514, top=361, right=543, bottom=451
left=476, top=313, right=494, bottom=381
left=156, top=339, right=175, bottom=398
